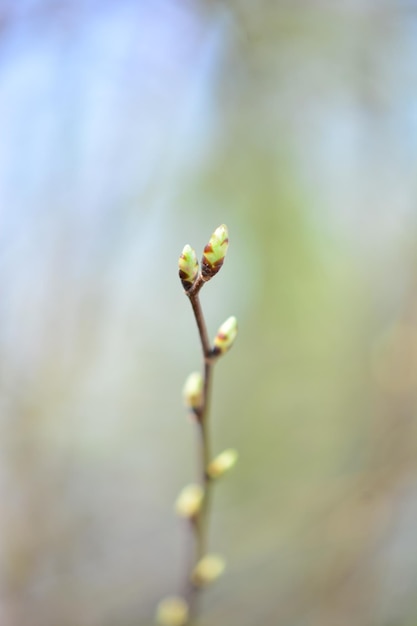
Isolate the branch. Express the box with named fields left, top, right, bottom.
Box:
left=156, top=225, right=238, bottom=626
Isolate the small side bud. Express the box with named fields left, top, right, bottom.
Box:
left=213, top=316, right=238, bottom=355
left=191, top=554, right=226, bottom=587
left=201, top=224, right=229, bottom=281
left=156, top=596, right=189, bottom=626
left=175, top=484, right=203, bottom=518
left=207, top=449, right=238, bottom=479
left=182, top=372, right=203, bottom=411
left=178, top=244, right=198, bottom=291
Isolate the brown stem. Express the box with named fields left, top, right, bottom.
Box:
left=188, top=292, right=211, bottom=359
left=183, top=286, right=217, bottom=623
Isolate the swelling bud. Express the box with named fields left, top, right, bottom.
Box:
left=213, top=316, right=238, bottom=355
left=207, top=449, right=238, bottom=479
left=175, top=484, right=204, bottom=518
left=201, top=224, right=229, bottom=281
left=182, top=372, right=203, bottom=411
left=191, top=554, right=226, bottom=587
left=156, top=596, right=189, bottom=626
left=178, top=244, right=198, bottom=291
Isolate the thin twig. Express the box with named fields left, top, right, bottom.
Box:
left=163, top=225, right=235, bottom=626
left=188, top=289, right=211, bottom=359
left=183, top=287, right=216, bottom=622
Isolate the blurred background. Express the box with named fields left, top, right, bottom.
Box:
left=1, top=1, right=417, bottom=625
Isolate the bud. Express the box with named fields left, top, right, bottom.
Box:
left=207, top=449, right=238, bottom=479
left=191, top=554, right=226, bottom=587
left=213, top=316, right=238, bottom=355
left=156, top=596, right=189, bottom=626
left=178, top=244, right=198, bottom=291
left=175, top=484, right=203, bottom=518
left=201, top=224, right=229, bottom=281
left=182, top=372, right=203, bottom=411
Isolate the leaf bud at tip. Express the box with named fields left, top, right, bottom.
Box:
left=178, top=244, right=198, bottom=291
left=156, top=596, right=189, bottom=626
left=207, top=449, right=238, bottom=479
left=175, top=484, right=203, bottom=518
left=182, top=372, right=203, bottom=411
left=201, top=224, right=229, bottom=281
left=213, top=315, right=238, bottom=355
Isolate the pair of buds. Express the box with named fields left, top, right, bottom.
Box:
left=178, top=224, right=229, bottom=291
left=178, top=224, right=238, bottom=362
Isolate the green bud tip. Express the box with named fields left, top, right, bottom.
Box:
left=213, top=315, right=238, bottom=355
left=178, top=244, right=198, bottom=291
left=201, top=224, right=229, bottom=281
left=182, top=372, right=203, bottom=410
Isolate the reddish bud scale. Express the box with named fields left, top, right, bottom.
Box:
left=178, top=245, right=198, bottom=291
left=213, top=316, right=238, bottom=355
left=212, top=332, right=227, bottom=355
left=200, top=225, right=229, bottom=282
left=179, top=269, right=193, bottom=291
left=201, top=241, right=228, bottom=281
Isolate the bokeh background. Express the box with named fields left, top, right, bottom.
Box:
left=1, top=1, right=417, bottom=625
